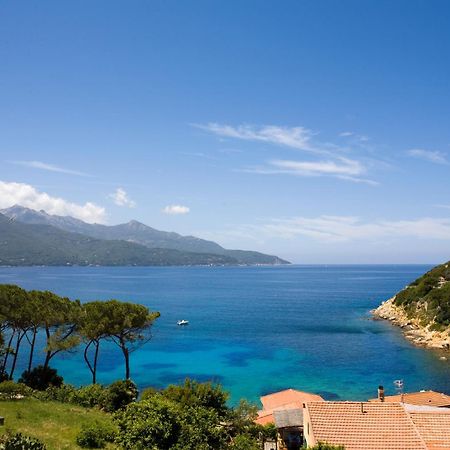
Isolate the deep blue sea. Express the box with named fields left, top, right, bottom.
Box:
left=1, top=265, right=450, bottom=404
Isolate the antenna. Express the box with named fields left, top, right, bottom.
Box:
left=394, top=379, right=404, bottom=402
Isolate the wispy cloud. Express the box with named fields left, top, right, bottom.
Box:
left=0, top=180, right=106, bottom=223
left=433, top=204, right=450, bottom=210
left=243, top=157, right=377, bottom=185
left=163, top=205, right=190, bottom=215
left=407, top=149, right=448, bottom=165
left=195, top=122, right=382, bottom=184
left=216, top=215, right=450, bottom=243
left=10, top=160, right=90, bottom=176
left=109, top=188, right=136, bottom=208
left=194, top=123, right=327, bottom=154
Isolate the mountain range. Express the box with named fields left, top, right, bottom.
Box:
left=0, top=205, right=289, bottom=266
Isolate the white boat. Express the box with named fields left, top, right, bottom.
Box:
left=177, top=319, right=189, bottom=326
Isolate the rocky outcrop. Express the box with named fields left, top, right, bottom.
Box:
left=372, top=297, right=450, bottom=351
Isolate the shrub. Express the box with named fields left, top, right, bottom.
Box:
left=75, top=422, right=116, bottom=449
left=102, top=380, right=138, bottom=412
left=0, top=381, right=32, bottom=400
left=72, top=384, right=107, bottom=409
left=2, top=432, right=46, bottom=450
left=33, top=384, right=77, bottom=403
left=19, top=366, right=63, bottom=391
left=229, top=434, right=260, bottom=450
left=140, top=386, right=160, bottom=401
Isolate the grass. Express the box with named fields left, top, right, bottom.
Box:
left=0, top=398, right=116, bottom=449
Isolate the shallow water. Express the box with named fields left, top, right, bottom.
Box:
left=2, top=264, right=450, bottom=404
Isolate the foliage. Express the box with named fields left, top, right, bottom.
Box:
left=162, top=378, right=229, bottom=419
left=0, top=381, right=32, bottom=400
left=0, top=283, right=159, bottom=386
left=102, top=379, right=138, bottom=412
left=1, top=433, right=46, bottom=450
left=75, top=421, right=117, bottom=448
left=114, top=380, right=263, bottom=450
left=114, top=396, right=182, bottom=450
left=18, top=366, right=63, bottom=391
left=394, top=261, right=450, bottom=327
left=32, top=380, right=137, bottom=412
left=229, top=434, right=260, bottom=450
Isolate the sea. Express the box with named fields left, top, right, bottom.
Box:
left=1, top=264, right=450, bottom=404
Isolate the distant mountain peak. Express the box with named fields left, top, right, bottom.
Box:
left=1, top=205, right=290, bottom=265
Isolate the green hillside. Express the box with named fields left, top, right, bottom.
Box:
left=393, top=261, right=450, bottom=329
left=0, top=214, right=237, bottom=266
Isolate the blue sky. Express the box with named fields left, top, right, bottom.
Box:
left=1, top=0, right=450, bottom=263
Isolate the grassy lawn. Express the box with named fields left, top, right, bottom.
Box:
left=0, top=398, right=116, bottom=449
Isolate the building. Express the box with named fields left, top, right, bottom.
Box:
left=369, top=389, right=450, bottom=408
left=303, top=401, right=450, bottom=450
left=256, top=389, right=325, bottom=450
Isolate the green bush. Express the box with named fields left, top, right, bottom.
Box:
left=0, top=381, right=32, bottom=400
left=2, top=432, right=46, bottom=450
left=102, top=380, right=138, bottom=412
left=229, top=434, right=260, bottom=450
left=33, top=384, right=77, bottom=403
left=75, top=422, right=116, bottom=449
left=19, top=366, right=63, bottom=391
left=72, top=384, right=107, bottom=409
left=309, top=443, right=345, bottom=450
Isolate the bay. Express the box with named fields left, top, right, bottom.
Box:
left=1, top=264, right=450, bottom=404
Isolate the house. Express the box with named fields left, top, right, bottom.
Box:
left=255, top=389, right=325, bottom=450
left=303, top=401, right=450, bottom=450
left=369, top=389, right=450, bottom=407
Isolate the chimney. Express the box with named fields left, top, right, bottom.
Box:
left=378, top=385, right=385, bottom=402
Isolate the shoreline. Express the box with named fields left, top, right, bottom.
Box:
left=372, top=297, right=450, bottom=352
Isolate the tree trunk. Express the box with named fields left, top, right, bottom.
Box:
left=9, top=332, right=25, bottom=379
left=44, top=326, right=51, bottom=370
left=1, top=330, right=15, bottom=376
left=93, top=341, right=99, bottom=384
left=121, top=343, right=130, bottom=379
left=27, top=327, right=37, bottom=373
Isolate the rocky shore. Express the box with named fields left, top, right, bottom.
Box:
left=372, top=297, right=450, bottom=351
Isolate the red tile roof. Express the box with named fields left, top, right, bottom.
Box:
left=261, top=389, right=324, bottom=411
left=369, top=391, right=450, bottom=407
left=305, top=402, right=428, bottom=450
left=409, top=410, right=450, bottom=450
left=256, top=389, right=325, bottom=425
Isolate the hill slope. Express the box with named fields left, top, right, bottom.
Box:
left=373, top=261, right=450, bottom=350
left=1, top=205, right=289, bottom=265
left=0, top=214, right=237, bottom=266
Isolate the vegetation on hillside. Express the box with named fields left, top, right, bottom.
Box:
left=0, top=379, right=274, bottom=449
left=0, top=206, right=290, bottom=265
left=394, top=261, right=450, bottom=329
left=0, top=213, right=237, bottom=266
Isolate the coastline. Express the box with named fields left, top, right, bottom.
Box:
left=372, top=297, right=450, bottom=351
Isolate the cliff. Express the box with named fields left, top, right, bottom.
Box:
left=373, top=261, right=450, bottom=351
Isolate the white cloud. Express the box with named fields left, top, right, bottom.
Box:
left=109, top=188, right=136, bottom=208
left=433, top=204, right=450, bottom=210
left=243, top=157, right=377, bottom=185
left=252, top=215, right=450, bottom=242
left=10, top=160, right=90, bottom=176
left=0, top=180, right=106, bottom=223
left=339, top=131, right=354, bottom=137
left=407, top=149, right=448, bottom=165
left=194, top=123, right=326, bottom=154
left=163, top=205, right=190, bottom=215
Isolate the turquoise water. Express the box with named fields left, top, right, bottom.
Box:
left=1, top=265, right=450, bottom=404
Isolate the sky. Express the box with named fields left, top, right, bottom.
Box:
left=1, top=0, right=450, bottom=264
